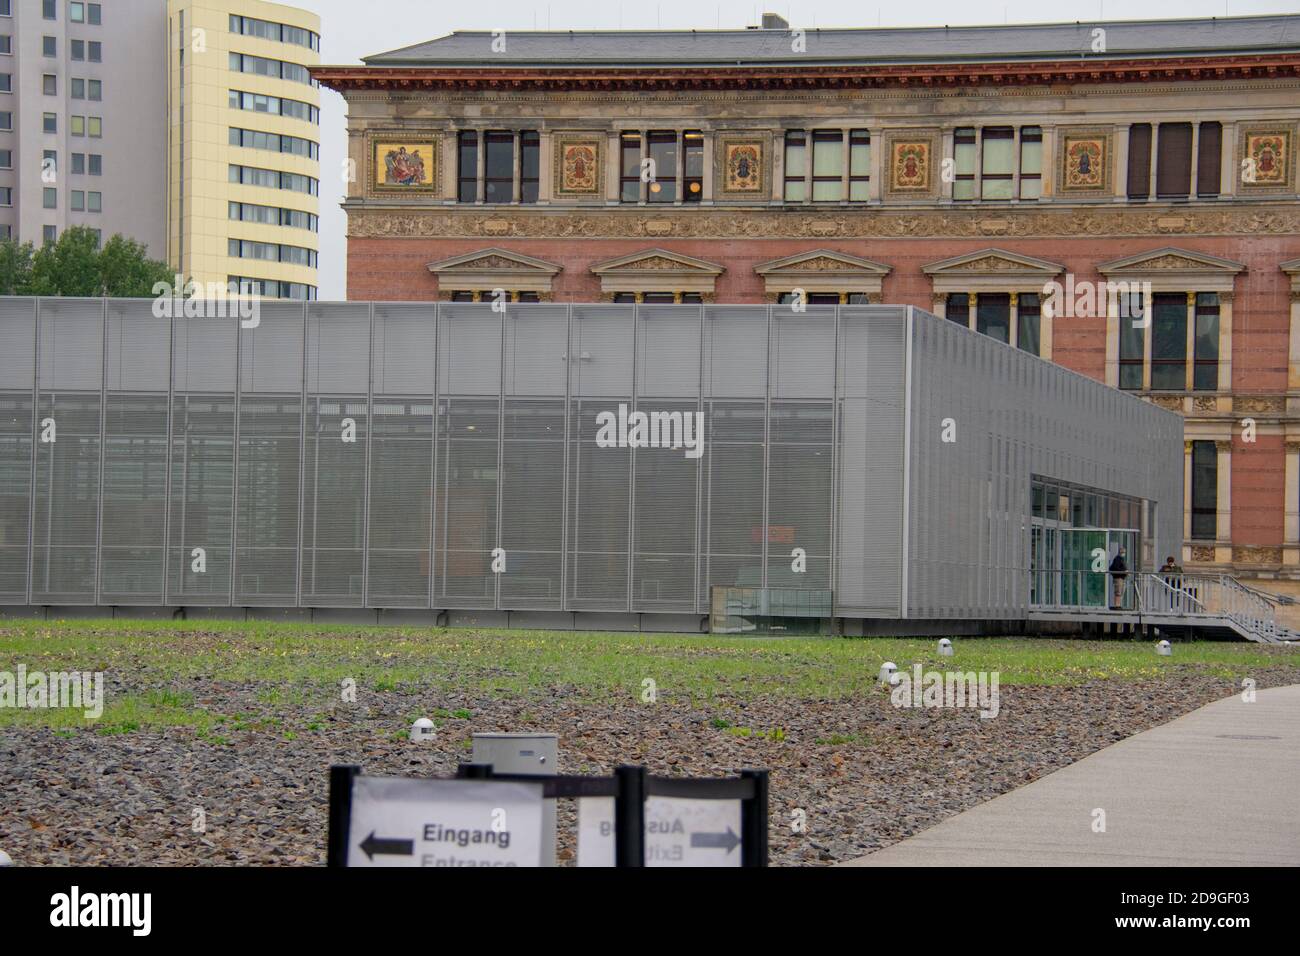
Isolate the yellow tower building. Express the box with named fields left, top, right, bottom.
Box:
left=167, top=0, right=321, bottom=299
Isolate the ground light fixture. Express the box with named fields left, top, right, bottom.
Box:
left=938, top=638, right=954, bottom=656
left=410, top=717, right=435, bottom=741
left=1157, top=640, right=1173, bottom=656
left=878, top=662, right=898, bottom=685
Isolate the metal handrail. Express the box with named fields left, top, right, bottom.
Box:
left=1030, top=568, right=1295, bottom=643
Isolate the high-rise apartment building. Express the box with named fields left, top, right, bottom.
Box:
left=167, top=0, right=321, bottom=299
left=0, top=0, right=166, bottom=253
left=0, top=0, right=319, bottom=299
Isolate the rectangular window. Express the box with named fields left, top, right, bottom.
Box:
left=70, top=189, right=84, bottom=211
left=69, top=2, right=83, bottom=22
left=1197, top=122, right=1222, bottom=198
left=647, top=131, right=678, bottom=203
left=42, top=149, right=56, bottom=173
left=953, top=127, right=977, bottom=200
left=71, top=115, right=84, bottom=135
left=0, top=186, right=10, bottom=205
left=43, top=225, right=56, bottom=244
left=88, top=153, right=100, bottom=175
left=70, top=39, right=83, bottom=60
left=457, top=130, right=477, bottom=203
left=43, top=0, right=56, bottom=20
left=71, top=152, right=84, bottom=174
left=811, top=130, right=843, bottom=202
left=945, top=293, right=969, bottom=324
left=520, top=130, right=539, bottom=204
left=849, top=130, right=870, bottom=201
left=783, top=131, right=806, bottom=202
left=0, top=111, right=10, bottom=130
left=42, top=74, right=56, bottom=95
left=1190, top=440, right=1217, bottom=539
left=683, top=130, right=704, bottom=203
left=976, top=293, right=1011, bottom=343
left=620, top=133, right=641, bottom=203
left=512, top=130, right=538, bottom=204
left=1119, top=294, right=1145, bottom=390
left=483, top=131, right=513, bottom=204
left=1020, top=127, right=1043, bottom=199
left=88, top=79, right=100, bottom=101
left=0, top=73, right=9, bottom=92
left=1194, top=293, right=1220, bottom=391
left=1017, top=293, right=1041, bottom=355
left=87, top=190, right=100, bottom=212
left=1127, top=123, right=1152, bottom=199
left=71, top=78, right=84, bottom=98
left=0, top=1, right=10, bottom=16
left=0, top=149, right=9, bottom=168
left=1156, top=122, right=1193, bottom=199
left=41, top=35, right=55, bottom=56
left=1150, top=292, right=1187, bottom=390
left=88, top=41, right=100, bottom=62
left=43, top=187, right=56, bottom=208
left=43, top=112, right=57, bottom=133
left=980, top=127, right=1015, bottom=200
left=87, top=2, right=99, bottom=25
left=0, top=36, right=10, bottom=55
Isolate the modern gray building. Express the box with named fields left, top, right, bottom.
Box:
left=0, top=0, right=166, bottom=253
left=0, top=297, right=1183, bottom=634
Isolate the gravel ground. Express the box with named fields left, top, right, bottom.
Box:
left=3, top=668, right=1295, bottom=866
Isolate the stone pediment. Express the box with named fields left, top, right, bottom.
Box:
left=922, top=248, right=1064, bottom=276
left=426, top=248, right=562, bottom=276
left=754, top=249, right=892, bottom=277
left=590, top=248, right=724, bottom=276
left=1098, top=247, right=1245, bottom=276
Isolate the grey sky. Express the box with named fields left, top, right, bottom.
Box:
left=296, top=0, right=1290, bottom=299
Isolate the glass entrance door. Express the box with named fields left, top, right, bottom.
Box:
left=1060, top=529, right=1106, bottom=608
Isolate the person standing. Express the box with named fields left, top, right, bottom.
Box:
left=1109, top=547, right=1129, bottom=610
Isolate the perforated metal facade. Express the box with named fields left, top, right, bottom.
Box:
left=0, top=298, right=1181, bottom=627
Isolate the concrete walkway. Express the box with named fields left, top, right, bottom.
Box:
left=844, top=683, right=1300, bottom=866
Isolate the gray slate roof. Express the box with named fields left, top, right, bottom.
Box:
left=364, top=15, right=1300, bottom=68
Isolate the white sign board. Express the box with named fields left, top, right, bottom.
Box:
left=346, top=776, right=545, bottom=867
left=577, top=796, right=616, bottom=868
left=576, top=795, right=743, bottom=867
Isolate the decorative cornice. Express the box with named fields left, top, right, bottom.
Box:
left=345, top=204, right=1300, bottom=241
left=313, top=53, right=1300, bottom=94
left=1098, top=246, right=1247, bottom=275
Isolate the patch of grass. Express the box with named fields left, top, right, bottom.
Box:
left=815, top=732, right=873, bottom=746
left=0, top=619, right=1295, bottom=709
left=0, top=687, right=222, bottom=736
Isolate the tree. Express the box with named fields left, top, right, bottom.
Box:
left=0, top=238, right=33, bottom=295
left=1, top=226, right=173, bottom=297
left=99, top=234, right=174, bottom=297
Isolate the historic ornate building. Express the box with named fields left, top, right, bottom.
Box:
left=314, top=15, right=1300, bottom=598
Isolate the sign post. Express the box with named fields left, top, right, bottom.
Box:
left=327, top=764, right=768, bottom=868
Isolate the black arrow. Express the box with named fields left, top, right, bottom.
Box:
left=690, top=827, right=741, bottom=854
left=359, top=831, right=414, bottom=860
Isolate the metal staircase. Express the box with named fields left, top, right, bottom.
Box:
left=1136, top=573, right=1300, bottom=644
